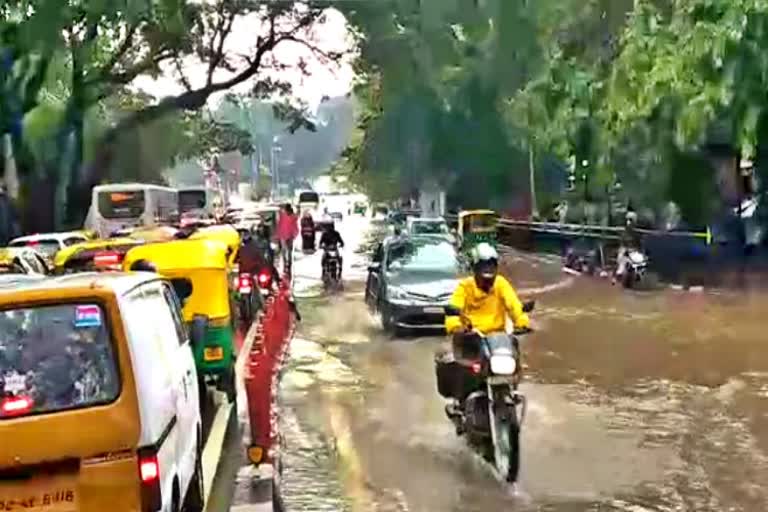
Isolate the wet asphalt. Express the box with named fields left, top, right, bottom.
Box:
left=220, top=216, right=768, bottom=512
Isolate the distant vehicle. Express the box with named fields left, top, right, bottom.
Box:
left=330, top=211, right=343, bottom=221
left=9, top=231, right=90, bottom=264
left=86, top=183, right=179, bottom=238
left=180, top=208, right=215, bottom=228
left=178, top=186, right=218, bottom=217
left=406, top=217, right=453, bottom=242
left=0, top=247, right=49, bottom=275
left=365, top=236, right=461, bottom=334
left=372, top=204, right=389, bottom=220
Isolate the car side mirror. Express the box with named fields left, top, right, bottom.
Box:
left=190, top=314, right=209, bottom=347
left=444, top=305, right=461, bottom=316
left=522, top=300, right=536, bottom=313
left=170, top=277, right=193, bottom=305
left=368, top=262, right=380, bottom=273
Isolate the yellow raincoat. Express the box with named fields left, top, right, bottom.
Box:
left=445, top=275, right=530, bottom=334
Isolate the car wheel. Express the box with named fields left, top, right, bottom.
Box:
left=380, top=303, right=394, bottom=333
left=182, top=436, right=205, bottom=512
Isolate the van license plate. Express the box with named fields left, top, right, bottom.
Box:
left=204, top=347, right=224, bottom=361
left=423, top=307, right=443, bottom=314
left=0, top=476, right=77, bottom=511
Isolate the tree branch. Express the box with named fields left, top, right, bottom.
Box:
left=94, top=22, right=140, bottom=81
left=206, top=2, right=236, bottom=85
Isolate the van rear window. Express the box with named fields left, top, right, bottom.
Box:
left=0, top=304, right=119, bottom=419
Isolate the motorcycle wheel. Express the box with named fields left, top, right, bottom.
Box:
left=489, top=387, right=521, bottom=482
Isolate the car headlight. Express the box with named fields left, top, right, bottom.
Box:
left=388, top=287, right=408, bottom=300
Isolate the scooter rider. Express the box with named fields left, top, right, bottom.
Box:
left=319, top=221, right=345, bottom=279
left=239, top=224, right=280, bottom=287
left=445, top=243, right=530, bottom=361
left=612, top=206, right=642, bottom=285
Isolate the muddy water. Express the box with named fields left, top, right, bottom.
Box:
left=278, top=242, right=768, bottom=511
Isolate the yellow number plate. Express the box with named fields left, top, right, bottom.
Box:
left=204, top=346, right=224, bottom=361
left=0, top=475, right=78, bottom=512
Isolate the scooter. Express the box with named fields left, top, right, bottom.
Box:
left=321, top=245, right=343, bottom=291
left=621, top=249, right=648, bottom=289
left=435, top=301, right=535, bottom=483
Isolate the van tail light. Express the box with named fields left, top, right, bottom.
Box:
left=1, top=396, right=33, bottom=416
left=257, top=270, right=271, bottom=288
left=138, top=450, right=161, bottom=512
left=238, top=274, right=252, bottom=294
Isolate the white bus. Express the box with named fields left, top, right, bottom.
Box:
left=178, top=186, right=221, bottom=216
left=85, top=183, right=179, bottom=238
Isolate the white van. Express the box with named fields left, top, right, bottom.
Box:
left=0, top=272, right=204, bottom=512
left=85, top=183, right=179, bottom=238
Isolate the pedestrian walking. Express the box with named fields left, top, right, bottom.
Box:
left=276, top=203, right=298, bottom=274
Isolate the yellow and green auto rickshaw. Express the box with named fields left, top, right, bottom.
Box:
left=53, top=237, right=145, bottom=274
left=122, top=238, right=238, bottom=406
left=458, top=209, right=499, bottom=253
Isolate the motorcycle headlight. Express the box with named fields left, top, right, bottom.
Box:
left=489, top=354, right=516, bottom=375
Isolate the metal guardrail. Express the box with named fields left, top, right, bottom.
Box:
left=445, top=214, right=711, bottom=245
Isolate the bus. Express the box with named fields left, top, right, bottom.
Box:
left=85, top=183, right=179, bottom=238
left=178, top=186, right=219, bottom=216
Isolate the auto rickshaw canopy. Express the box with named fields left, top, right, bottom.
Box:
left=53, top=237, right=144, bottom=273
left=123, top=238, right=231, bottom=322
left=189, top=224, right=240, bottom=266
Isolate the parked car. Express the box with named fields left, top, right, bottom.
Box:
left=0, top=272, right=205, bottom=512
left=365, top=235, right=461, bottom=333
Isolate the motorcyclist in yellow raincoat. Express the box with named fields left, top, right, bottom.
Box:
left=446, top=243, right=529, bottom=358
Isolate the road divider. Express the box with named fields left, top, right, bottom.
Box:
left=243, top=274, right=295, bottom=470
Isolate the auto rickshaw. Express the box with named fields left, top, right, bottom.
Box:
left=458, top=209, right=499, bottom=253
left=53, top=237, right=145, bottom=274
left=123, top=238, right=238, bottom=407
left=189, top=224, right=241, bottom=268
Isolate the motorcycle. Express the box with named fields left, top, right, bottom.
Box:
left=621, top=249, right=648, bottom=288
left=321, top=245, right=342, bottom=291
left=237, top=268, right=274, bottom=322
left=435, top=301, right=535, bottom=483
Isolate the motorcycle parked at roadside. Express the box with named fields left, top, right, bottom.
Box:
left=321, top=244, right=343, bottom=291
left=435, top=301, right=535, bottom=483
left=617, top=249, right=648, bottom=289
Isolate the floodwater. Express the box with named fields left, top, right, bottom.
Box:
left=276, top=219, right=768, bottom=512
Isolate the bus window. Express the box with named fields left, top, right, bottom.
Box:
left=98, top=190, right=145, bottom=219
left=179, top=190, right=207, bottom=213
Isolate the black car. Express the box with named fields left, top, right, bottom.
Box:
left=365, top=236, right=461, bottom=333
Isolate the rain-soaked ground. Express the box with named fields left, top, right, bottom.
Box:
left=274, top=217, right=768, bottom=512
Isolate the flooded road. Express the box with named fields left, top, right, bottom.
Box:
left=276, top=217, right=768, bottom=512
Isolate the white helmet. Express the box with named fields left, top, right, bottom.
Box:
left=470, top=243, right=499, bottom=266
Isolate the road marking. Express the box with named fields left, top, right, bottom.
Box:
left=203, top=396, right=232, bottom=507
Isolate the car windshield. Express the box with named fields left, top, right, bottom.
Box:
left=387, top=240, right=458, bottom=275
left=0, top=303, right=120, bottom=418
left=412, top=222, right=448, bottom=235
